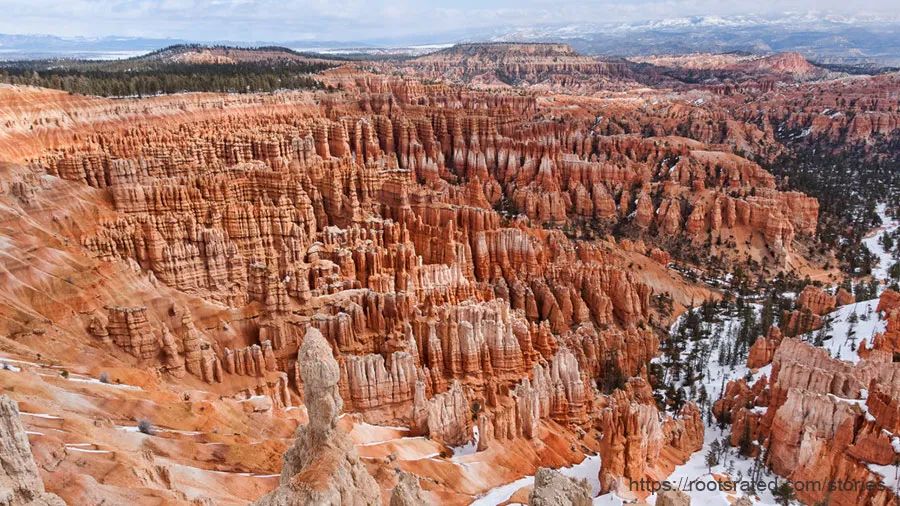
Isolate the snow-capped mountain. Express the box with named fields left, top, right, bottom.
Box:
left=483, top=13, right=900, bottom=66
left=2, top=12, right=899, bottom=66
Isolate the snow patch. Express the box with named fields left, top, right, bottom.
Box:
left=0, top=362, right=21, bottom=372
left=862, top=203, right=899, bottom=285
left=798, top=299, right=884, bottom=364
left=20, top=412, right=62, bottom=420
left=451, top=425, right=480, bottom=459
left=868, top=463, right=900, bottom=494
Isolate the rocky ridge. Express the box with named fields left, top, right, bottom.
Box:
left=0, top=395, right=65, bottom=506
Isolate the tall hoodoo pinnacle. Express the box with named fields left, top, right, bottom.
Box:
left=298, top=327, right=343, bottom=437
left=252, top=328, right=381, bottom=506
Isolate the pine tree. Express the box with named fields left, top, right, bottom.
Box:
left=814, top=325, right=828, bottom=346
left=705, top=443, right=720, bottom=473
left=738, top=422, right=753, bottom=456
left=772, top=480, right=796, bottom=506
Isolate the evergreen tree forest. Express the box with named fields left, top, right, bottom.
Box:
left=650, top=286, right=798, bottom=415
left=763, top=134, right=900, bottom=275
left=0, top=48, right=340, bottom=97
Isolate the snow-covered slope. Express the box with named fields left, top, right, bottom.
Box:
left=863, top=203, right=899, bottom=285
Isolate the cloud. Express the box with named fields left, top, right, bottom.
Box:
left=0, top=0, right=896, bottom=42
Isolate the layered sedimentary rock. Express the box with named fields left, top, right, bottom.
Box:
left=22, top=76, right=703, bottom=457
left=837, top=287, right=856, bottom=307
left=796, top=285, right=837, bottom=316
left=0, top=48, right=864, bottom=505
left=596, top=379, right=703, bottom=495
left=253, top=328, right=381, bottom=506
left=421, top=381, right=470, bottom=445
left=0, top=395, right=65, bottom=506
left=747, top=326, right=783, bottom=369
left=391, top=43, right=662, bottom=93
left=715, top=290, right=900, bottom=506
left=780, top=285, right=836, bottom=337
left=104, top=305, right=159, bottom=358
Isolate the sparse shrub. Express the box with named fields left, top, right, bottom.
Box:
left=470, top=401, right=482, bottom=421
left=137, top=419, right=155, bottom=435
left=99, top=372, right=110, bottom=384
left=60, top=370, right=69, bottom=379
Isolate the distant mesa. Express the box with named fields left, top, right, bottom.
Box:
left=427, top=42, right=580, bottom=58
left=135, top=43, right=347, bottom=64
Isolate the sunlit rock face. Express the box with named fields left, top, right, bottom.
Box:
left=715, top=290, right=900, bottom=506
left=252, top=328, right=381, bottom=506
left=5, top=41, right=896, bottom=505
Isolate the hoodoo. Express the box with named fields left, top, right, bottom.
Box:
left=0, top=10, right=898, bottom=506
left=253, top=328, right=381, bottom=505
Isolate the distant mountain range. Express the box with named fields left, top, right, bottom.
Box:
left=487, top=14, right=900, bottom=66
left=2, top=13, right=899, bottom=66
left=0, top=34, right=189, bottom=60
left=0, top=34, right=373, bottom=61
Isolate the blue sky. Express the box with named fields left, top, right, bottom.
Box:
left=0, top=0, right=895, bottom=42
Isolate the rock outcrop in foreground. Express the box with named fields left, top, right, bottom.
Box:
left=0, top=395, right=65, bottom=506
left=529, top=467, right=592, bottom=506
left=388, top=472, right=426, bottom=506
left=655, top=489, right=691, bottom=506
left=253, top=328, right=380, bottom=506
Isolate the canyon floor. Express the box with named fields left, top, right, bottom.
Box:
left=0, top=43, right=898, bottom=505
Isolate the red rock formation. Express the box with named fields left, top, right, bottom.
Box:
left=781, top=285, right=837, bottom=336
left=596, top=379, right=703, bottom=496
left=862, top=290, right=900, bottom=358
left=878, top=290, right=900, bottom=314
left=747, top=326, right=783, bottom=369
left=716, top=293, right=900, bottom=506
left=105, top=306, right=159, bottom=358
left=837, top=287, right=856, bottom=307
left=797, top=285, right=837, bottom=316
left=0, top=53, right=857, bottom=505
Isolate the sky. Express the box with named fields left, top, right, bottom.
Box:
left=0, top=0, right=896, bottom=43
